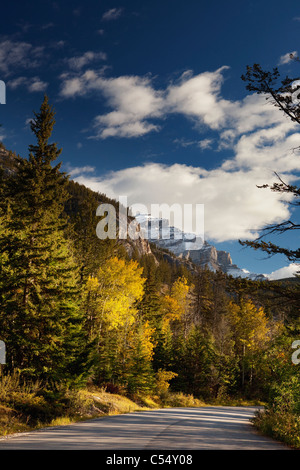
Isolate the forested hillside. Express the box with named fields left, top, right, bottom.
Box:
left=0, top=96, right=299, bottom=445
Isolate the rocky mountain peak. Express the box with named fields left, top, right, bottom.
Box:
left=135, top=214, right=268, bottom=281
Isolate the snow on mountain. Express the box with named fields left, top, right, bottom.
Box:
left=135, top=213, right=268, bottom=281
left=135, top=213, right=204, bottom=254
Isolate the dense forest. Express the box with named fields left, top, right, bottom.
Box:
left=0, top=93, right=299, bottom=446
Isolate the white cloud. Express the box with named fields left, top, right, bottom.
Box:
left=67, top=51, right=107, bottom=70
left=198, top=139, right=213, bottom=150
left=0, top=39, right=45, bottom=77
left=279, top=51, right=298, bottom=65
left=61, top=66, right=300, bottom=243
left=174, top=138, right=213, bottom=150
left=65, top=164, right=96, bottom=177
left=28, top=77, right=48, bottom=92
left=92, top=75, right=164, bottom=138
left=8, top=76, right=48, bottom=93
left=73, top=162, right=293, bottom=242
left=102, top=8, right=123, bottom=21
left=267, top=263, right=299, bottom=280
left=165, top=66, right=231, bottom=129
left=59, top=75, right=83, bottom=97
left=59, top=66, right=299, bottom=143
left=24, top=118, right=34, bottom=128
left=222, top=118, right=300, bottom=173
left=60, top=67, right=230, bottom=138
left=7, top=77, right=27, bottom=89
left=60, top=71, right=164, bottom=137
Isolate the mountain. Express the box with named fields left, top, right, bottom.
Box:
left=0, top=144, right=280, bottom=282
left=135, top=214, right=268, bottom=281
left=0, top=145, right=155, bottom=265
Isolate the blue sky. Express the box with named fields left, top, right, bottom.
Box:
left=0, top=0, right=300, bottom=278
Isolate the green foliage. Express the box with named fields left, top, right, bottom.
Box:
left=125, top=321, right=156, bottom=396
left=0, top=96, right=92, bottom=388
left=171, top=326, right=218, bottom=399
left=0, top=95, right=299, bottom=448
left=64, top=180, right=122, bottom=282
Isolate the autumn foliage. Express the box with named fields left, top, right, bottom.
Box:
left=0, top=96, right=299, bottom=446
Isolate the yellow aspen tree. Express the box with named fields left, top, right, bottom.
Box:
left=84, top=256, right=145, bottom=333
left=227, top=299, right=270, bottom=386
left=162, top=276, right=193, bottom=337
left=83, top=257, right=146, bottom=384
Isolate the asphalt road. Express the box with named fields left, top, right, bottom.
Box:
left=0, top=406, right=290, bottom=450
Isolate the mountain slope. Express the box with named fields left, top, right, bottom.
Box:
left=135, top=214, right=268, bottom=280
left=0, top=143, right=273, bottom=281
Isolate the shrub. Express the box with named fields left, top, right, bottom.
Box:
left=254, top=408, right=300, bottom=449
left=155, top=369, right=178, bottom=397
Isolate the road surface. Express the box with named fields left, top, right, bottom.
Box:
left=0, top=406, right=289, bottom=450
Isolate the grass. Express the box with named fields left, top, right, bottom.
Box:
left=0, top=388, right=147, bottom=437
left=87, top=388, right=149, bottom=415
left=252, top=407, right=300, bottom=449
left=0, top=370, right=287, bottom=443
left=0, top=404, right=32, bottom=436
left=0, top=389, right=207, bottom=437
left=157, top=391, right=206, bottom=408
left=0, top=374, right=158, bottom=437
left=0, top=380, right=267, bottom=438
left=0, top=371, right=211, bottom=437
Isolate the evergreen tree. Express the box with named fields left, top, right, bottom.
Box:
left=180, top=325, right=217, bottom=398
left=125, top=320, right=156, bottom=395
left=0, top=96, right=90, bottom=387
left=192, top=266, right=214, bottom=327
left=64, top=180, right=121, bottom=282
left=240, top=63, right=300, bottom=267
left=138, top=256, right=162, bottom=323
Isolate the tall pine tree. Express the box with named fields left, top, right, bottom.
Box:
left=0, top=96, right=90, bottom=387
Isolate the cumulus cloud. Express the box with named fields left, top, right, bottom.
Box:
left=92, top=75, right=165, bottom=138
left=59, top=66, right=300, bottom=142
left=60, top=71, right=164, bottom=137
left=267, top=263, right=299, bottom=280
left=73, top=162, right=295, bottom=242
left=59, top=67, right=231, bottom=137
left=166, top=66, right=232, bottom=129
left=61, top=65, right=300, bottom=243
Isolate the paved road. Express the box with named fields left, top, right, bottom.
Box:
left=0, top=406, right=289, bottom=450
